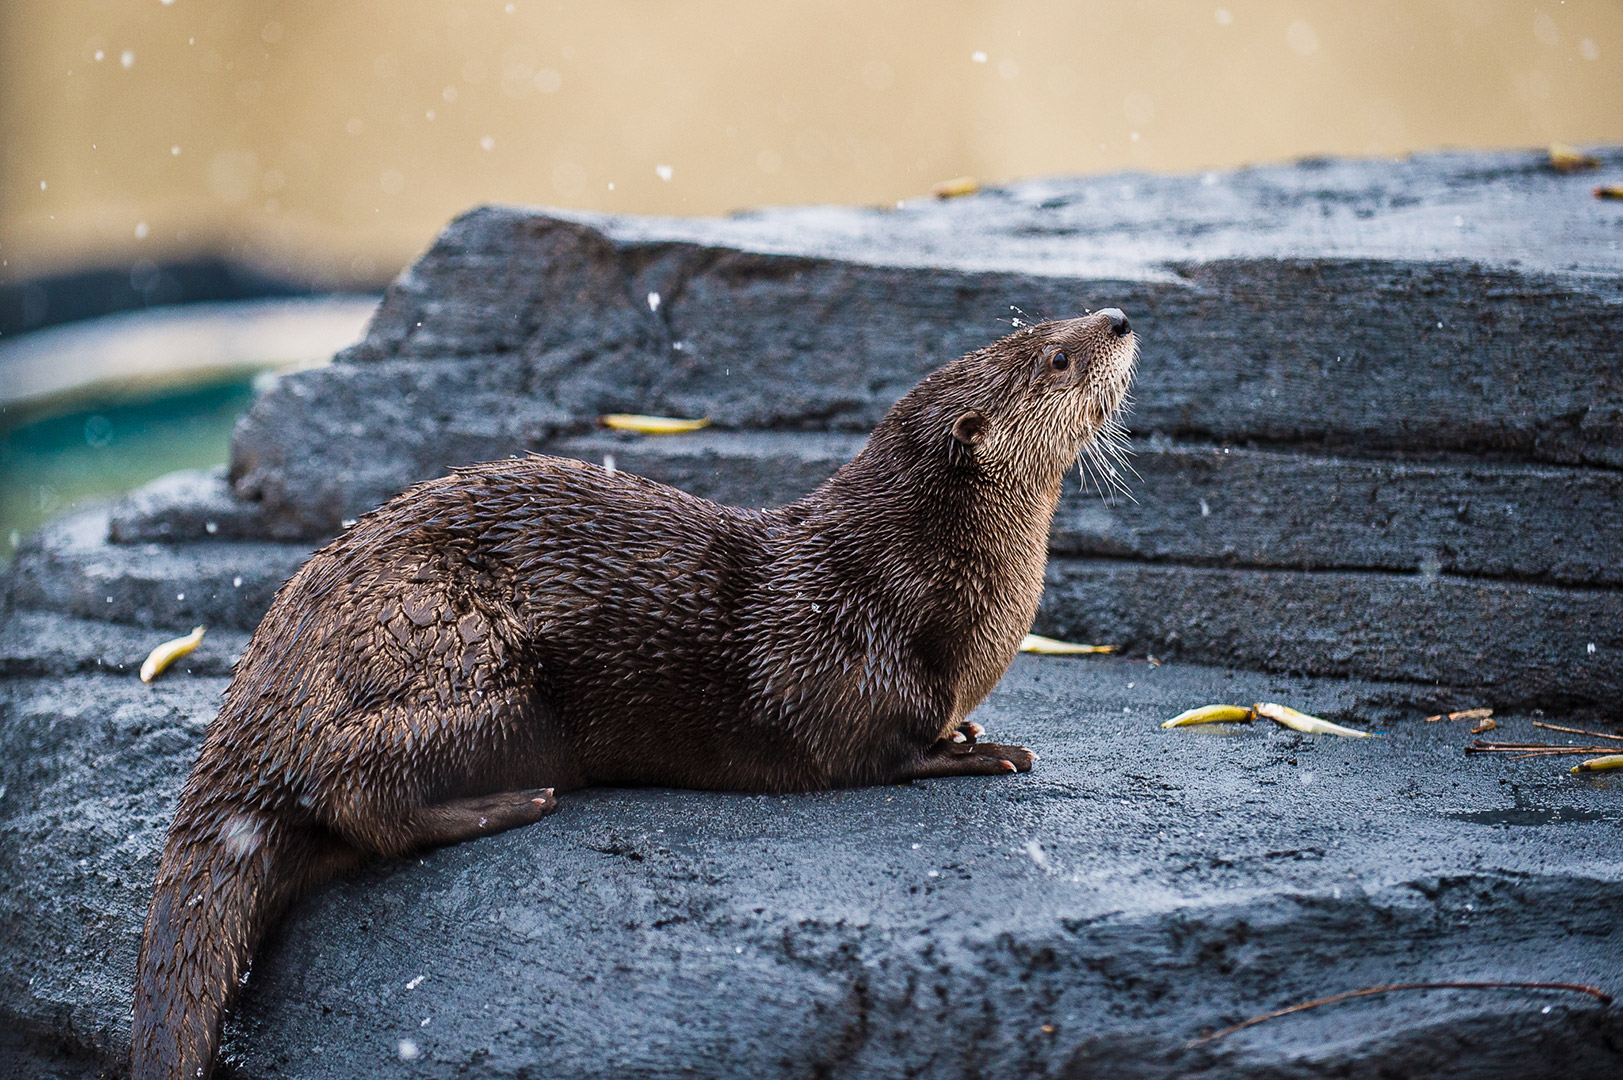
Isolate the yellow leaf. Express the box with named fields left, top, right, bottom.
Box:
left=1019, top=633, right=1116, bottom=655
left=600, top=414, right=711, bottom=435
left=140, top=626, right=206, bottom=684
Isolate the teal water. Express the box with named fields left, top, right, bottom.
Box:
left=1, top=379, right=257, bottom=558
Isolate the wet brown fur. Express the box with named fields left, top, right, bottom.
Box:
left=132, top=313, right=1138, bottom=1079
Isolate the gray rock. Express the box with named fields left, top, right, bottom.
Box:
left=107, top=468, right=268, bottom=546
left=229, top=150, right=1623, bottom=538
left=4, top=505, right=311, bottom=632
left=1, top=613, right=1618, bottom=1079
left=5, top=152, right=1623, bottom=1078
left=1038, top=559, right=1620, bottom=711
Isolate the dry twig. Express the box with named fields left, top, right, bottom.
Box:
left=1464, top=740, right=1617, bottom=758
left=1531, top=721, right=1623, bottom=743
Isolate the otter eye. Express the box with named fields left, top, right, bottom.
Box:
left=1049, top=350, right=1070, bottom=372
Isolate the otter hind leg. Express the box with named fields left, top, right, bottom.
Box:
left=404, top=788, right=558, bottom=848
left=896, top=741, right=1036, bottom=780
left=312, top=692, right=569, bottom=858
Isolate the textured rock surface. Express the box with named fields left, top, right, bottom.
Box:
left=1, top=617, right=1619, bottom=1079
left=3, top=151, right=1623, bottom=1078
left=230, top=149, right=1623, bottom=539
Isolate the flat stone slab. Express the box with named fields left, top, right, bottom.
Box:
left=5, top=152, right=1622, bottom=1077
left=229, top=149, right=1623, bottom=539
left=4, top=504, right=311, bottom=632
left=1039, top=559, right=1619, bottom=712
left=1, top=613, right=1619, bottom=1079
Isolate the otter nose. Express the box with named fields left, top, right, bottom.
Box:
left=1099, top=308, right=1131, bottom=337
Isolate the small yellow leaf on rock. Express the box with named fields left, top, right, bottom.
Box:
left=1162, top=705, right=1256, bottom=728
left=1595, top=185, right=1623, bottom=200
left=140, top=626, right=206, bottom=683
left=932, top=176, right=979, bottom=199
left=600, top=414, right=711, bottom=435
left=1019, top=633, right=1116, bottom=655
left=1549, top=142, right=1599, bottom=173
left=1254, top=701, right=1376, bottom=738
left=1570, top=754, right=1623, bottom=774
left=1427, top=706, right=1492, bottom=723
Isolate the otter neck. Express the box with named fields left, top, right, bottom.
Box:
left=818, top=418, right=1063, bottom=584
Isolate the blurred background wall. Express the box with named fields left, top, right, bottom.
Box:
left=4, top=0, right=1621, bottom=295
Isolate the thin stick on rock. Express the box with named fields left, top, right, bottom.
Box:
left=1464, top=742, right=1618, bottom=755
left=1187, top=981, right=1613, bottom=1048
left=1531, top=721, right=1623, bottom=743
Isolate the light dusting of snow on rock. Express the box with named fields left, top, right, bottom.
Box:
left=1024, top=840, right=1052, bottom=870
left=397, top=1038, right=420, bottom=1061
left=405, top=974, right=425, bottom=990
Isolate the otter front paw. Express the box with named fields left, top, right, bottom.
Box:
left=930, top=720, right=987, bottom=757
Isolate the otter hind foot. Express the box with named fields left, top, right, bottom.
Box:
left=898, top=743, right=1036, bottom=781
left=407, top=788, right=558, bottom=849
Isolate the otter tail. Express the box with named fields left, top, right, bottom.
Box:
left=132, top=803, right=313, bottom=1080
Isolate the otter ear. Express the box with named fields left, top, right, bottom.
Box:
left=951, top=410, right=988, bottom=446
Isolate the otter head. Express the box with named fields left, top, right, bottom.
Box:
left=927, top=309, right=1139, bottom=495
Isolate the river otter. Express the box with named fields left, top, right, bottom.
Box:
left=132, top=309, right=1138, bottom=1079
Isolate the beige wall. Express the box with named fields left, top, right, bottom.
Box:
left=4, top=1, right=1620, bottom=286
